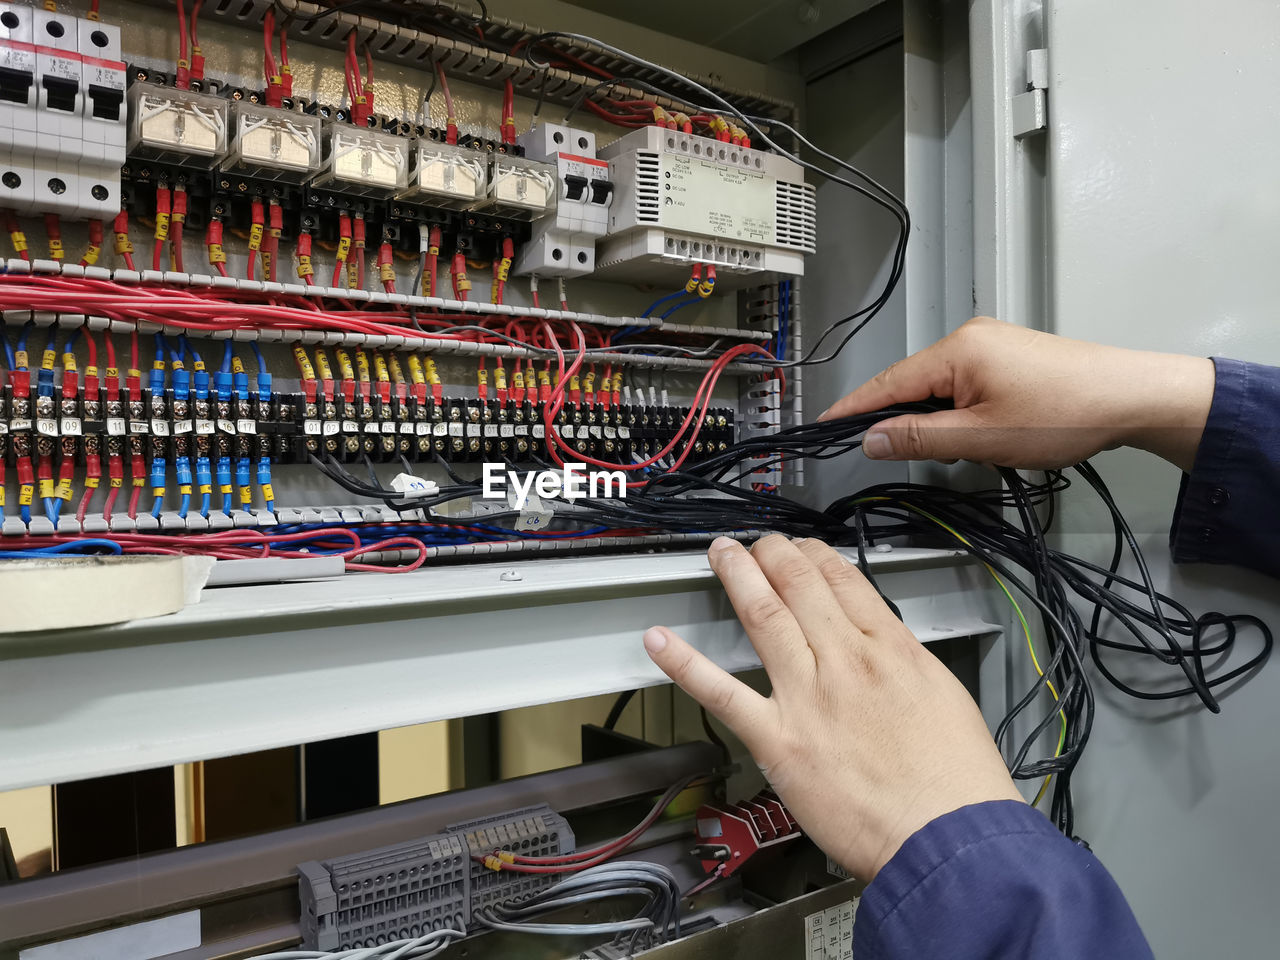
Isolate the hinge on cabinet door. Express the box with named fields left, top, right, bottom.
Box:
left=1012, top=48, right=1049, bottom=139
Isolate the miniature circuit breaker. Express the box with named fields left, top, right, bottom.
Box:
left=512, top=123, right=613, bottom=277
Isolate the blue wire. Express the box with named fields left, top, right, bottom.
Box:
left=180, top=334, right=201, bottom=366
left=0, top=538, right=124, bottom=559
left=200, top=491, right=211, bottom=518
left=220, top=339, right=234, bottom=374
left=151, top=496, right=164, bottom=519
left=250, top=340, right=265, bottom=373
left=43, top=498, right=58, bottom=521
left=63, top=327, right=80, bottom=354
left=15, top=320, right=32, bottom=359
left=2, top=328, right=13, bottom=369
left=641, top=288, right=691, bottom=318
left=178, top=493, right=191, bottom=519
left=659, top=296, right=703, bottom=320
left=20, top=503, right=30, bottom=524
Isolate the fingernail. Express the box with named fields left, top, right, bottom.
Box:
left=643, top=627, right=668, bottom=654
left=816, top=406, right=833, bottom=421
left=863, top=430, right=892, bottom=459
left=709, top=535, right=737, bottom=555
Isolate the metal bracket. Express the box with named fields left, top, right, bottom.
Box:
left=1012, top=49, right=1049, bottom=139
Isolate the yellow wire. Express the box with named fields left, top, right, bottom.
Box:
left=854, top=498, right=1067, bottom=807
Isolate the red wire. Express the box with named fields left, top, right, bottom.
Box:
left=176, top=0, right=188, bottom=74
left=263, top=8, right=277, bottom=82
left=104, top=332, right=116, bottom=370
left=103, top=483, right=119, bottom=524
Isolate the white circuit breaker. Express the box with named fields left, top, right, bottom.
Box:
left=512, top=123, right=614, bottom=278
left=0, top=2, right=124, bottom=219
left=596, top=127, right=816, bottom=283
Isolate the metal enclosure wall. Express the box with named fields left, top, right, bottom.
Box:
left=1041, top=1, right=1280, bottom=956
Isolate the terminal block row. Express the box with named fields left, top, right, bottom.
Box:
left=298, top=803, right=573, bottom=952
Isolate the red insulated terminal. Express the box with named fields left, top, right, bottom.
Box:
left=692, top=791, right=801, bottom=879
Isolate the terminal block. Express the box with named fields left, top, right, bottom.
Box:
left=297, top=803, right=575, bottom=953
left=298, top=832, right=469, bottom=952
left=127, top=84, right=228, bottom=168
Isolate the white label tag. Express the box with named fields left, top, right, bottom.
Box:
left=106, top=417, right=126, bottom=436
left=465, top=423, right=480, bottom=438
left=416, top=422, right=431, bottom=436
left=381, top=421, right=396, bottom=434
left=399, top=422, right=414, bottom=435
left=514, top=424, right=528, bottom=436
left=323, top=421, right=341, bottom=436
left=506, top=489, right=554, bottom=530
left=618, top=426, right=631, bottom=439
left=604, top=426, right=616, bottom=439
left=589, top=425, right=602, bottom=439
left=216, top=419, right=236, bottom=434
left=303, top=420, right=321, bottom=436
left=363, top=421, right=380, bottom=435
left=37, top=418, right=58, bottom=437
left=150, top=418, right=170, bottom=436
left=130, top=420, right=149, bottom=434
left=173, top=420, right=193, bottom=435
left=562, top=424, right=575, bottom=439
left=196, top=419, right=215, bottom=435
left=434, top=422, right=450, bottom=437
left=0, top=422, right=7, bottom=435
left=237, top=418, right=257, bottom=434
left=59, top=417, right=82, bottom=436
left=804, top=900, right=854, bottom=960
left=342, top=419, right=359, bottom=434
left=500, top=424, right=514, bottom=438
left=533, top=425, right=545, bottom=439
left=484, top=424, right=498, bottom=438
left=9, top=418, right=31, bottom=432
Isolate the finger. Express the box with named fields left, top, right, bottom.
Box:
left=747, top=535, right=861, bottom=657
left=643, top=625, right=773, bottom=747
left=707, top=536, right=816, bottom=687
left=793, top=538, right=903, bottom=637
left=817, top=340, right=961, bottom=422
left=859, top=407, right=989, bottom=462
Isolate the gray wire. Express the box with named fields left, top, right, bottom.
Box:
left=244, top=926, right=463, bottom=960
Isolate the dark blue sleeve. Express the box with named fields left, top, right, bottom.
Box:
left=1170, top=356, right=1280, bottom=578
left=851, top=800, right=1152, bottom=959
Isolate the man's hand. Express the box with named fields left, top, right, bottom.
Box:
left=643, top=535, right=1022, bottom=882
left=820, top=316, right=1215, bottom=471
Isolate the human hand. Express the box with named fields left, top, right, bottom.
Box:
left=819, top=316, right=1215, bottom=471
left=643, top=535, right=1022, bottom=882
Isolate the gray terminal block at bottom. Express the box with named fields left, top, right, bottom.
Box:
left=297, top=803, right=575, bottom=952
left=448, top=804, right=577, bottom=916
left=298, top=832, right=469, bottom=951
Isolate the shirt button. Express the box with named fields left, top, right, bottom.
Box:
left=1200, top=527, right=1215, bottom=543
left=1208, top=487, right=1230, bottom=506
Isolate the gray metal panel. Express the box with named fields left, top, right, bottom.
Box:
left=0, top=547, right=997, bottom=790
left=1040, top=1, right=1280, bottom=956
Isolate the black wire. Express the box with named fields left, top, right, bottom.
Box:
left=604, top=689, right=637, bottom=730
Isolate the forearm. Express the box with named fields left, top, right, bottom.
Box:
left=1117, top=352, right=1215, bottom=472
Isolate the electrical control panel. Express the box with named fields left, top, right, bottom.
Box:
left=0, top=0, right=810, bottom=574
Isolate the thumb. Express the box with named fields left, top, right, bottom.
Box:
left=861, top=408, right=987, bottom=462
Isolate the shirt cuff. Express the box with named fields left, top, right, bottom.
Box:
left=1169, top=357, right=1279, bottom=576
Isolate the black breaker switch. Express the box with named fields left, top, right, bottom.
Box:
left=41, top=74, right=78, bottom=113
left=563, top=174, right=588, bottom=201
left=589, top=178, right=614, bottom=205
left=0, top=65, right=32, bottom=105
